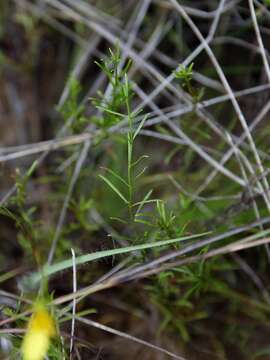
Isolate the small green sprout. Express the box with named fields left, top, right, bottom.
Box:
left=174, top=63, right=194, bottom=82
left=174, top=63, right=204, bottom=102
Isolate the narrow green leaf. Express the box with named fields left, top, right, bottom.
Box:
left=95, top=106, right=125, bottom=118
left=26, top=160, right=38, bottom=177
left=99, top=174, right=129, bottom=204
left=135, top=166, right=147, bottom=179
left=28, top=232, right=209, bottom=285
left=131, top=155, right=149, bottom=168
left=134, top=190, right=153, bottom=215
left=110, top=217, right=128, bottom=224
left=100, top=167, right=128, bottom=187
left=134, top=218, right=154, bottom=226
left=133, top=114, right=148, bottom=140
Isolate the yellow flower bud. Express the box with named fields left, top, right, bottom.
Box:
left=22, top=303, right=55, bottom=360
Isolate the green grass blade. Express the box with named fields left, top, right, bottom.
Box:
left=28, top=232, right=209, bottom=285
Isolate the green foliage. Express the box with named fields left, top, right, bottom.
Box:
left=57, top=77, right=88, bottom=133
left=174, top=62, right=204, bottom=102
left=146, top=263, right=210, bottom=341
left=146, top=253, right=264, bottom=343
left=95, top=48, right=152, bottom=227
left=174, top=63, right=194, bottom=83
left=91, top=46, right=133, bottom=129
left=156, top=200, right=178, bottom=238
left=69, top=196, right=98, bottom=233
left=0, top=162, right=41, bottom=260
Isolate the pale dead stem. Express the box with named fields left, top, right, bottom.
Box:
left=133, top=82, right=265, bottom=194
left=153, top=0, right=240, bottom=19
left=127, top=234, right=270, bottom=283
left=76, top=316, right=187, bottom=360
left=69, top=248, right=77, bottom=357
left=112, top=219, right=270, bottom=282
left=248, top=0, right=270, bottom=82
left=131, top=0, right=229, bottom=114
left=195, top=100, right=270, bottom=196
left=225, top=130, right=270, bottom=263
left=1, top=83, right=270, bottom=162
left=232, top=253, right=270, bottom=304
left=0, top=133, right=93, bottom=161
left=212, top=36, right=270, bottom=59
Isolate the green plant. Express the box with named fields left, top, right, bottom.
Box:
left=91, top=47, right=133, bottom=129
left=0, top=162, right=41, bottom=262
left=95, top=48, right=152, bottom=227
left=57, top=78, right=87, bottom=134
left=174, top=63, right=204, bottom=102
